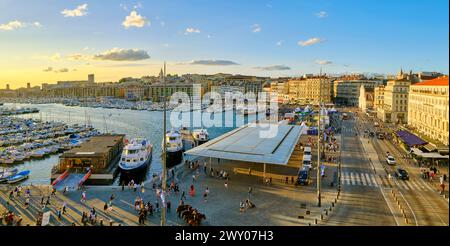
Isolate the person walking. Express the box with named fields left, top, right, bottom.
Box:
left=181, top=190, right=186, bottom=201
left=81, top=191, right=87, bottom=202
left=62, top=202, right=67, bottom=214
left=203, top=187, right=209, bottom=202
left=167, top=201, right=171, bottom=213
left=248, top=187, right=253, bottom=200
left=224, top=181, right=228, bottom=189
left=24, top=197, right=30, bottom=209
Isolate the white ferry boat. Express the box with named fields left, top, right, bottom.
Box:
left=192, top=129, right=210, bottom=146
left=119, top=138, right=153, bottom=172
left=162, top=130, right=184, bottom=168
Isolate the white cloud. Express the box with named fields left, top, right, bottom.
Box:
left=316, top=11, right=328, bottom=18
left=315, top=60, right=332, bottom=65
left=298, top=37, right=325, bottom=47
left=254, top=65, right=291, bottom=71
left=160, top=21, right=165, bottom=27
left=185, top=27, right=201, bottom=34
left=42, top=67, right=53, bottom=72
left=189, top=60, right=239, bottom=66
left=162, top=43, right=170, bottom=48
left=207, top=34, right=212, bottom=39
left=122, top=11, right=148, bottom=28
left=67, top=53, right=88, bottom=60
left=252, top=24, right=261, bottom=33
left=93, top=48, right=150, bottom=61
left=61, top=4, right=88, bottom=17
left=0, top=20, right=42, bottom=31
left=82, top=46, right=89, bottom=51
left=0, top=20, right=24, bottom=30
left=276, top=40, right=284, bottom=46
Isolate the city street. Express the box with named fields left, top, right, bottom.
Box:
left=324, top=115, right=398, bottom=225
left=358, top=111, right=449, bottom=226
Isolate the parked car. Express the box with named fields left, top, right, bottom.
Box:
left=386, top=155, right=396, bottom=165
left=395, top=168, right=409, bottom=180
left=296, top=168, right=310, bottom=185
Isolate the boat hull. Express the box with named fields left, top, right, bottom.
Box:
left=119, top=155, right=152, bottom=173
left=166, top=149, right=183, bottom=169
left=7, top=175, right=29, bottom=184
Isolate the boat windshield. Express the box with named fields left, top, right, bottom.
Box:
left=125, top=149, right=138, bottom=155
left=169, top=137, right=177, bottom=141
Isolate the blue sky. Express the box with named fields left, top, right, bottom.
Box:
left=0, top=0, right=448, bottom=87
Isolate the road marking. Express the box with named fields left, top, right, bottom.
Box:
left=353, top=172, right=361, bottom=185
left=409, top=180, right=422, bottom=191
left=418, top=179, right=434, bottom=192
left=395, top=179, right=409, bottom=190
left=343, top=172, right=349, bottom=185
left=397, top=190, right=419, bottom=226
left=360, top=173, right=367, bottom=186
left=404, top=181, right=415, bottom=191
left=379, top=187, right=400, bottom=226
left=350, top=172, right=355, bottom=185
left=365, top=173, right=373, bottom=186
left=370, top=174, right=379, bottom=187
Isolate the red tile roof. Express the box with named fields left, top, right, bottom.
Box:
left=412, top=76, right=449, bottom=86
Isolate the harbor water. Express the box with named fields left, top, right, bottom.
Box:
left=3, top=103, right=267, bottom=185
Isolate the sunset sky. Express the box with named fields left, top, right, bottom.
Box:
left=0, top=0, right=448, bottom=89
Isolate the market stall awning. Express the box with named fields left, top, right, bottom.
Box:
left=185, top=122, right=305, bottom=165
left=396, top=130, right=427, bottom=147
left=410, top=148, right=449, bottom=159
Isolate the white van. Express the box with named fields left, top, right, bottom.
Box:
left=303, top=146, right=312, bottom=156
left=302, top=154, right=312, bottom=169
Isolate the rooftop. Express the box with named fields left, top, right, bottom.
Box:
left=62, top=134, right=124, bottom=158
left=185, top=122, right=304, bottom=165
left=412, top=76, right=449, bottom=87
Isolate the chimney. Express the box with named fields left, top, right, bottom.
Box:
left=27, top=83, right=31, bottom=89
left=6, top=84, right=10, bottom=90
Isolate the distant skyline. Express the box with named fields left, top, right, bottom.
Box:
left=0, top=0, right=448, bottom=88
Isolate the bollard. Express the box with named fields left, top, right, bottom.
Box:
left=329, top=206, right=332, bottom=212
left=332, top=202, right=335, bottom=207
left=324, top=210, right=328, bottom=216
left=109, top=220, right=113, bottom=226
left=403, top=213, right=406, bottom=218
left=306, top=210, right=310, bottom=215
left=320, top=215, right=324, bottom=220
left=334, top=198, right=337, bottom=203
left=298, top=215, right=305, bottom=219
left=405, top=218, right=408, bottom=224
left=314, top=218, right=318, bottom=224
left=308, top=223, right=311, bottom=226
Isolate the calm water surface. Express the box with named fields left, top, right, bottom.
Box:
left=4, top=103, right=265, bottom=185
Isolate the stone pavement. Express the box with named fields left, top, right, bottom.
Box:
left=1, top=155, right=340, bottom=226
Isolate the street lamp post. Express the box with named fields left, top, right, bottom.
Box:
left=317, top=69, right=322, bottom=207
left=161, top=62, right=167, bottom=226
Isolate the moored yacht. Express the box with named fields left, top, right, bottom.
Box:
left=192, top=129, right=209, bottom=146
left=162, top=130, right=184, bottom=169
left=119, top=138, right=153, bottom=173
